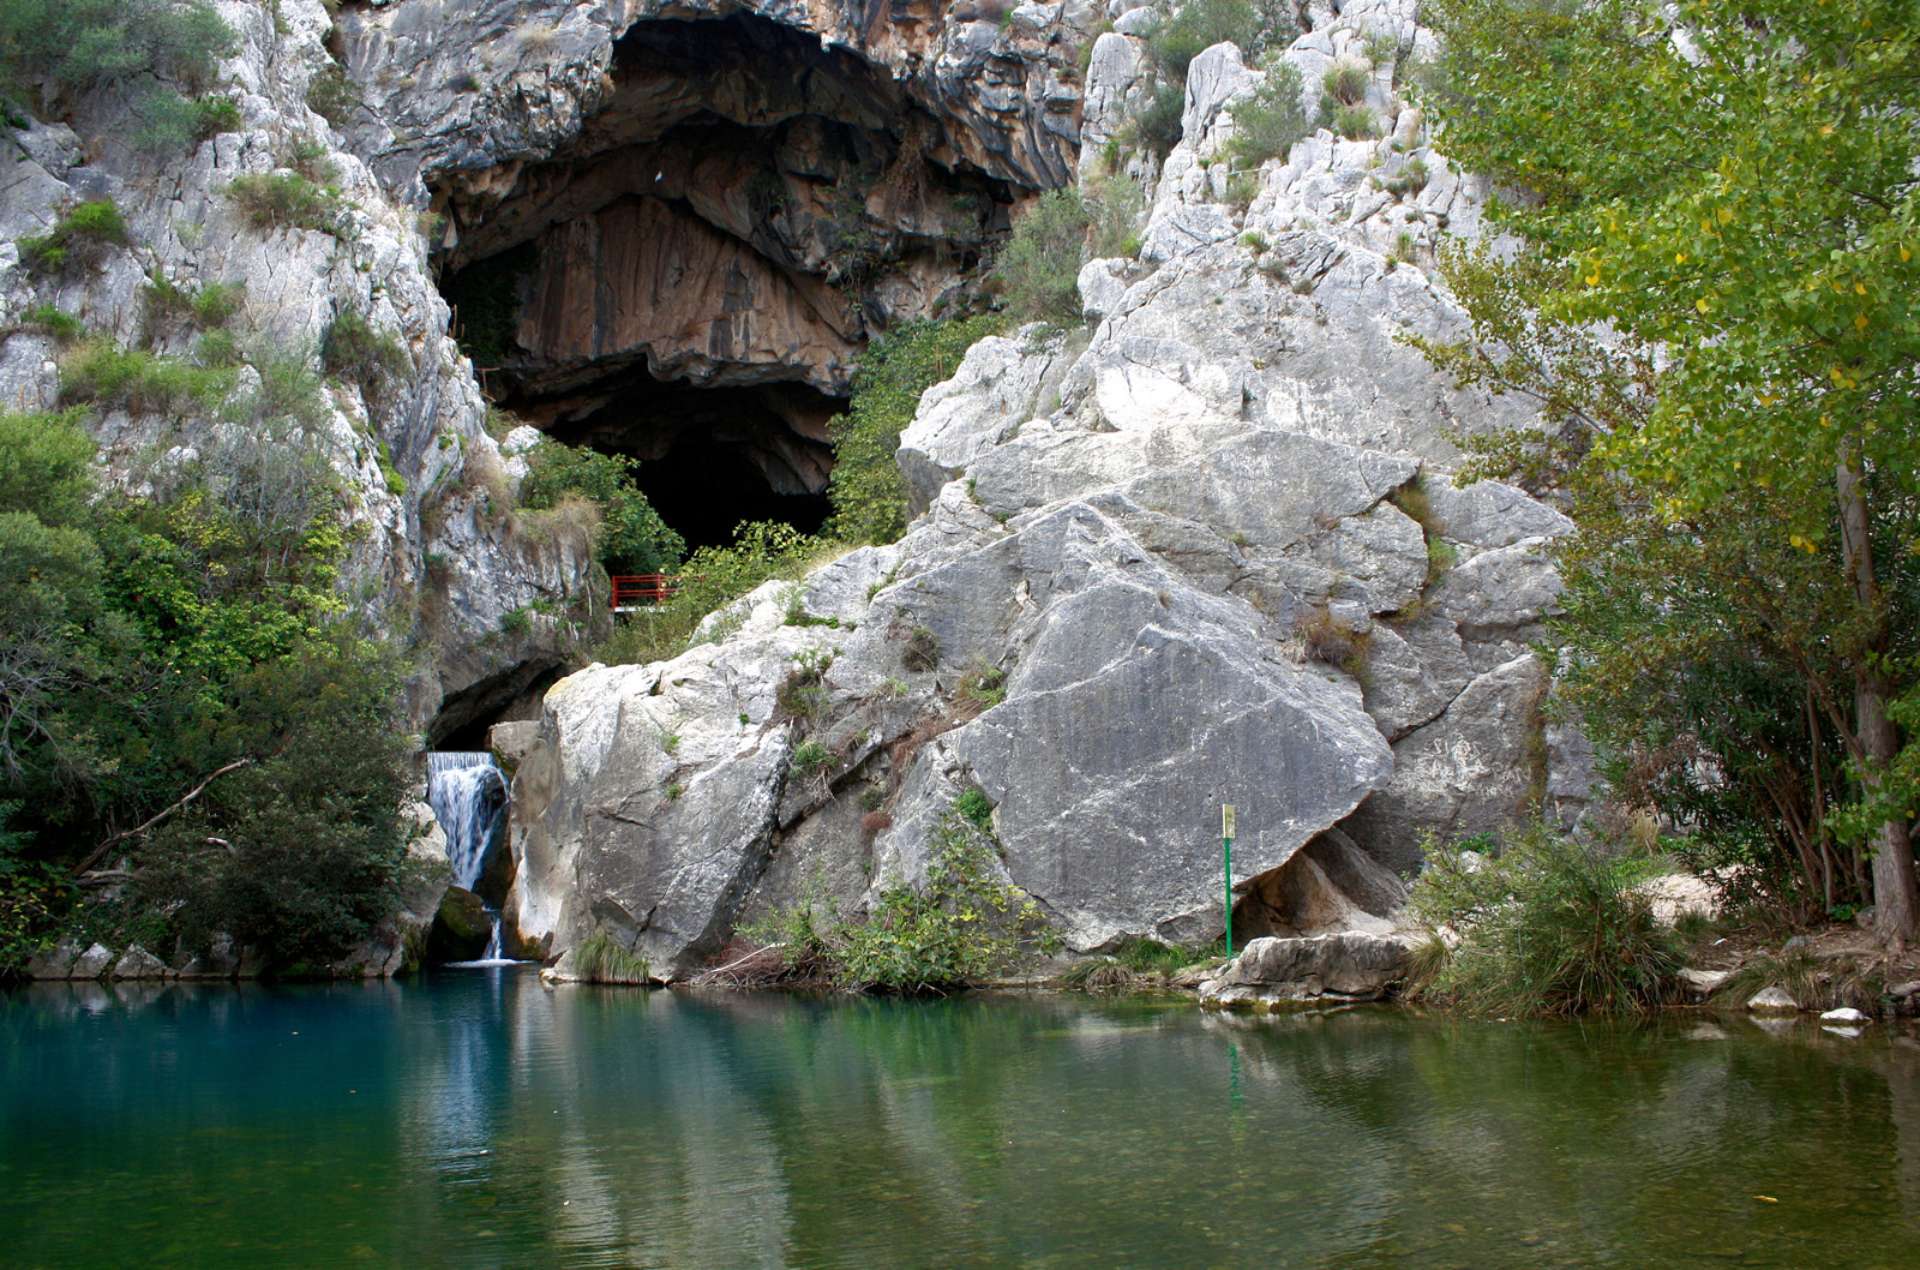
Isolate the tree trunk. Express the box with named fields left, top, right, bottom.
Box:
left=1835, top=449, right=1920, bottom=943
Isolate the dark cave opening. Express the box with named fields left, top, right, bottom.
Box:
left=428, top=11, right=1019, bottom=556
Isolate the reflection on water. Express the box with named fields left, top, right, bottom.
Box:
left=3, top=971, right=1919, bottom=1267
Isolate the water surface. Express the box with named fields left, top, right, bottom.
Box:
left=4, top=970, right=1917, bottom=1267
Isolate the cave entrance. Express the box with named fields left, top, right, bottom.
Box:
left=427, top=10, right=1019, bottom=554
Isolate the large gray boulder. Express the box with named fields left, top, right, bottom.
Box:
left=1199, top=932, right=1415, bottom=1007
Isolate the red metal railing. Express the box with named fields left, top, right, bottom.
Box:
left=611, top=574, right=674, bottom=609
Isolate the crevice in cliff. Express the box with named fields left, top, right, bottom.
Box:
left=426, top=12, right=1024, bottom=546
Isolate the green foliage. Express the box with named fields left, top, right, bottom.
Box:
left=1322, top=58, right=1371, bottom=107
left=1415, top=0, right=1920, bottom=932
left=0, top=802, right=72, bottom=977
left=1084, top=175, right=1146, bottom=259
left=131, top=89, right=242, bottom=154
left=1227, top=59, right=1310, bottom=167
left=320, top=309, right=409, bottom=389
left=143, top=275, right=245, bottom=332
left=826, top=314, right=1006, bottom=544
left=595, top=521, right=823, bottom=667
left=518, top=441, right=684, bottom=576
left=135, top=637, right=414, bottom=968
left=224, top=172, right=341, bottom=234
left=305, top=63, right=359, bottom=126
left=791, top=739, right=832, bottom=775
left=58, top=339, right=236, bottom=416
left=953, top=786, right=993, bottom=829
left=956, top=665, right=1006, bottom=711
left=572, top=929, right=650, bottom=983
left=0, top=0, right=236, bottom=101
left=754, top=800, right=1050, bottom=993
left=1407, top=825, right=1684, bottom=1016
left=1145, top=0, right=1293, bottom=81
left=376, top=440, right=405, bottom=497
left=1329, top=103, right=1379, bottom=140
left=993, top=188, right=1089, bottom=325
left=1, top=397, right=415, bottom=972
left=1122, top=83, right=1187, bottom=160
left=16, top=199, right=129, bottom=276
left=12, top=304, right=82, bottom=343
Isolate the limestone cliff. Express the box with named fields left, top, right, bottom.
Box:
left=505, top=0, right=1596, bottom=979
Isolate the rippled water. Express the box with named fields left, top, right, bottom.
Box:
left=4, top=971, right=1919, bottom=1267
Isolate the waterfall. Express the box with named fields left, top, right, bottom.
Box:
left=426, top=752, right=512, bottom=965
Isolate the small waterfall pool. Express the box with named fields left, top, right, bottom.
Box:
left=425, top=751, right=517, bottom=967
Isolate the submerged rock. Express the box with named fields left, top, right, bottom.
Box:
left=1819, top=1007, right=1871, bottom=1024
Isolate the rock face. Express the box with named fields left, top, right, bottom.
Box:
left=0, top=0, right=597, bottom=740
left=504, top=2, right=1593, bottom=977
left=337, top=0, right=1096, bottom=495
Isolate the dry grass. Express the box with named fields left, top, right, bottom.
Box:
left=1295, top=603, right=1371, bottom=678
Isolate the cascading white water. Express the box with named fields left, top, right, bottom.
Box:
left=426, top=752, right=511, bottom=964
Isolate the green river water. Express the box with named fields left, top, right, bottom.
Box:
left=3, top=968, right=1918, bottom=1267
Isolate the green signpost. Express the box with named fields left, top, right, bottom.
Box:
left=1221, top=804, right=1235, bottom=958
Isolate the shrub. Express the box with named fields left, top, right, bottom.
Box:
left=1295, top=603, right=1370, bottom=677
left=1331, top=103, right=1380, bottom=140
left=143, top=276, right=245, bottom=332
left=993, top=187, right=1088, bottom=324
left=899, top=624, right=940, bottom=673
left=1405, top=825, right=1685, bottom=1017
left=953, top=786, right=993, bottom=829
left=825, top=314, right=1005, bottom=544
left=518, top=441, right=683, bottom=575
left=791, top=739, right=832, bottom=775
left=131, top=90, right=242, bottom=154
left=1145, top=0, right=1291, bottom=81
left=1384, top=156, right=1429, bottom=197
left=225, top=172, right=340, bottom=234
left=752, top=800, right=1049, bottom=993
left=320, top=310, right=409, bottom=389
left=16, top=199, right=129, bottom=275
left=0, top=0, right=236, bottom=100
left=305, top=63, right=360, bottom=126
left=1227, top=60, right=1310, bottom=167
left=57, top=339, right=235, bottom=416
left=13, top=305, right=82, bottom=343
left=441, top=242, right=538, bottom=367
left=1122, top=82, right=1187, bottom=159
left=957, top=664, right=1006, bottom=710
left=572, top=930, right=650, bottom=983
left=1323, top=58, right=1372, bottom=107
left=1084, top=175, right=1146, bottom=258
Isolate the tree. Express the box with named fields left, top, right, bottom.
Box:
left=1417, top=0, right=1920, bottom=939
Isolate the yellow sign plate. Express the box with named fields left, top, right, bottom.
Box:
left=1222, top=805, right=1236, bottom=838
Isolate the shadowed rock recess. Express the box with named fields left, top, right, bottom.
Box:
left=342, top=0, right=1088, bottom=541
left=506, top=2, right=1599, bottom=980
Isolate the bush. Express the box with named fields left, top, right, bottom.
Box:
left=320, top=310, right=409, bottom=389
left=57, top=339, right=235, bottom=416
left=518, top=441, right=683, bottom=575
left=1145, top=0, right=1293, bottom=81
left=131, top=90, right=242, bottom=154
left=13, top=305, right=82, bottom=343
left=1330, top=103, right=1380, bottom=140
left=1295, top=603, right=1370, bottom=677
left=1323, top=58, right=1372, bottom=107
left=993, top=188, right=1088, bottom=325
left=825, top=314, right=1006, bottom=544
left=1406, top=825, right=1685, bottom=1017
left=572, top=929, right=650, bottom=983
left=1227, top=60, right=1310, bottom=167
left=135, top=637, right=417, bottom=970
left=752, top=800, right=1049, bottom=993
left=305, top=63, right=360, bottom=126
left=143, top=275, right=245, bottom=331
left=0, top=0, right=236, bottom=100
left=1084, top=175, right=1146, bottom=258
left=1122, top=82, right=1187, bottom=159
left=16, top=199, right=129, bottom=275
left=225, top=172, right=341, bottom=234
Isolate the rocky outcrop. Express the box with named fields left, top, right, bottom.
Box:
left=504, top=2, right=1594, bottom=977
left=1198, top=932, right=1416, bottom=1007
left=0, top=1, right=596, bottom=739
